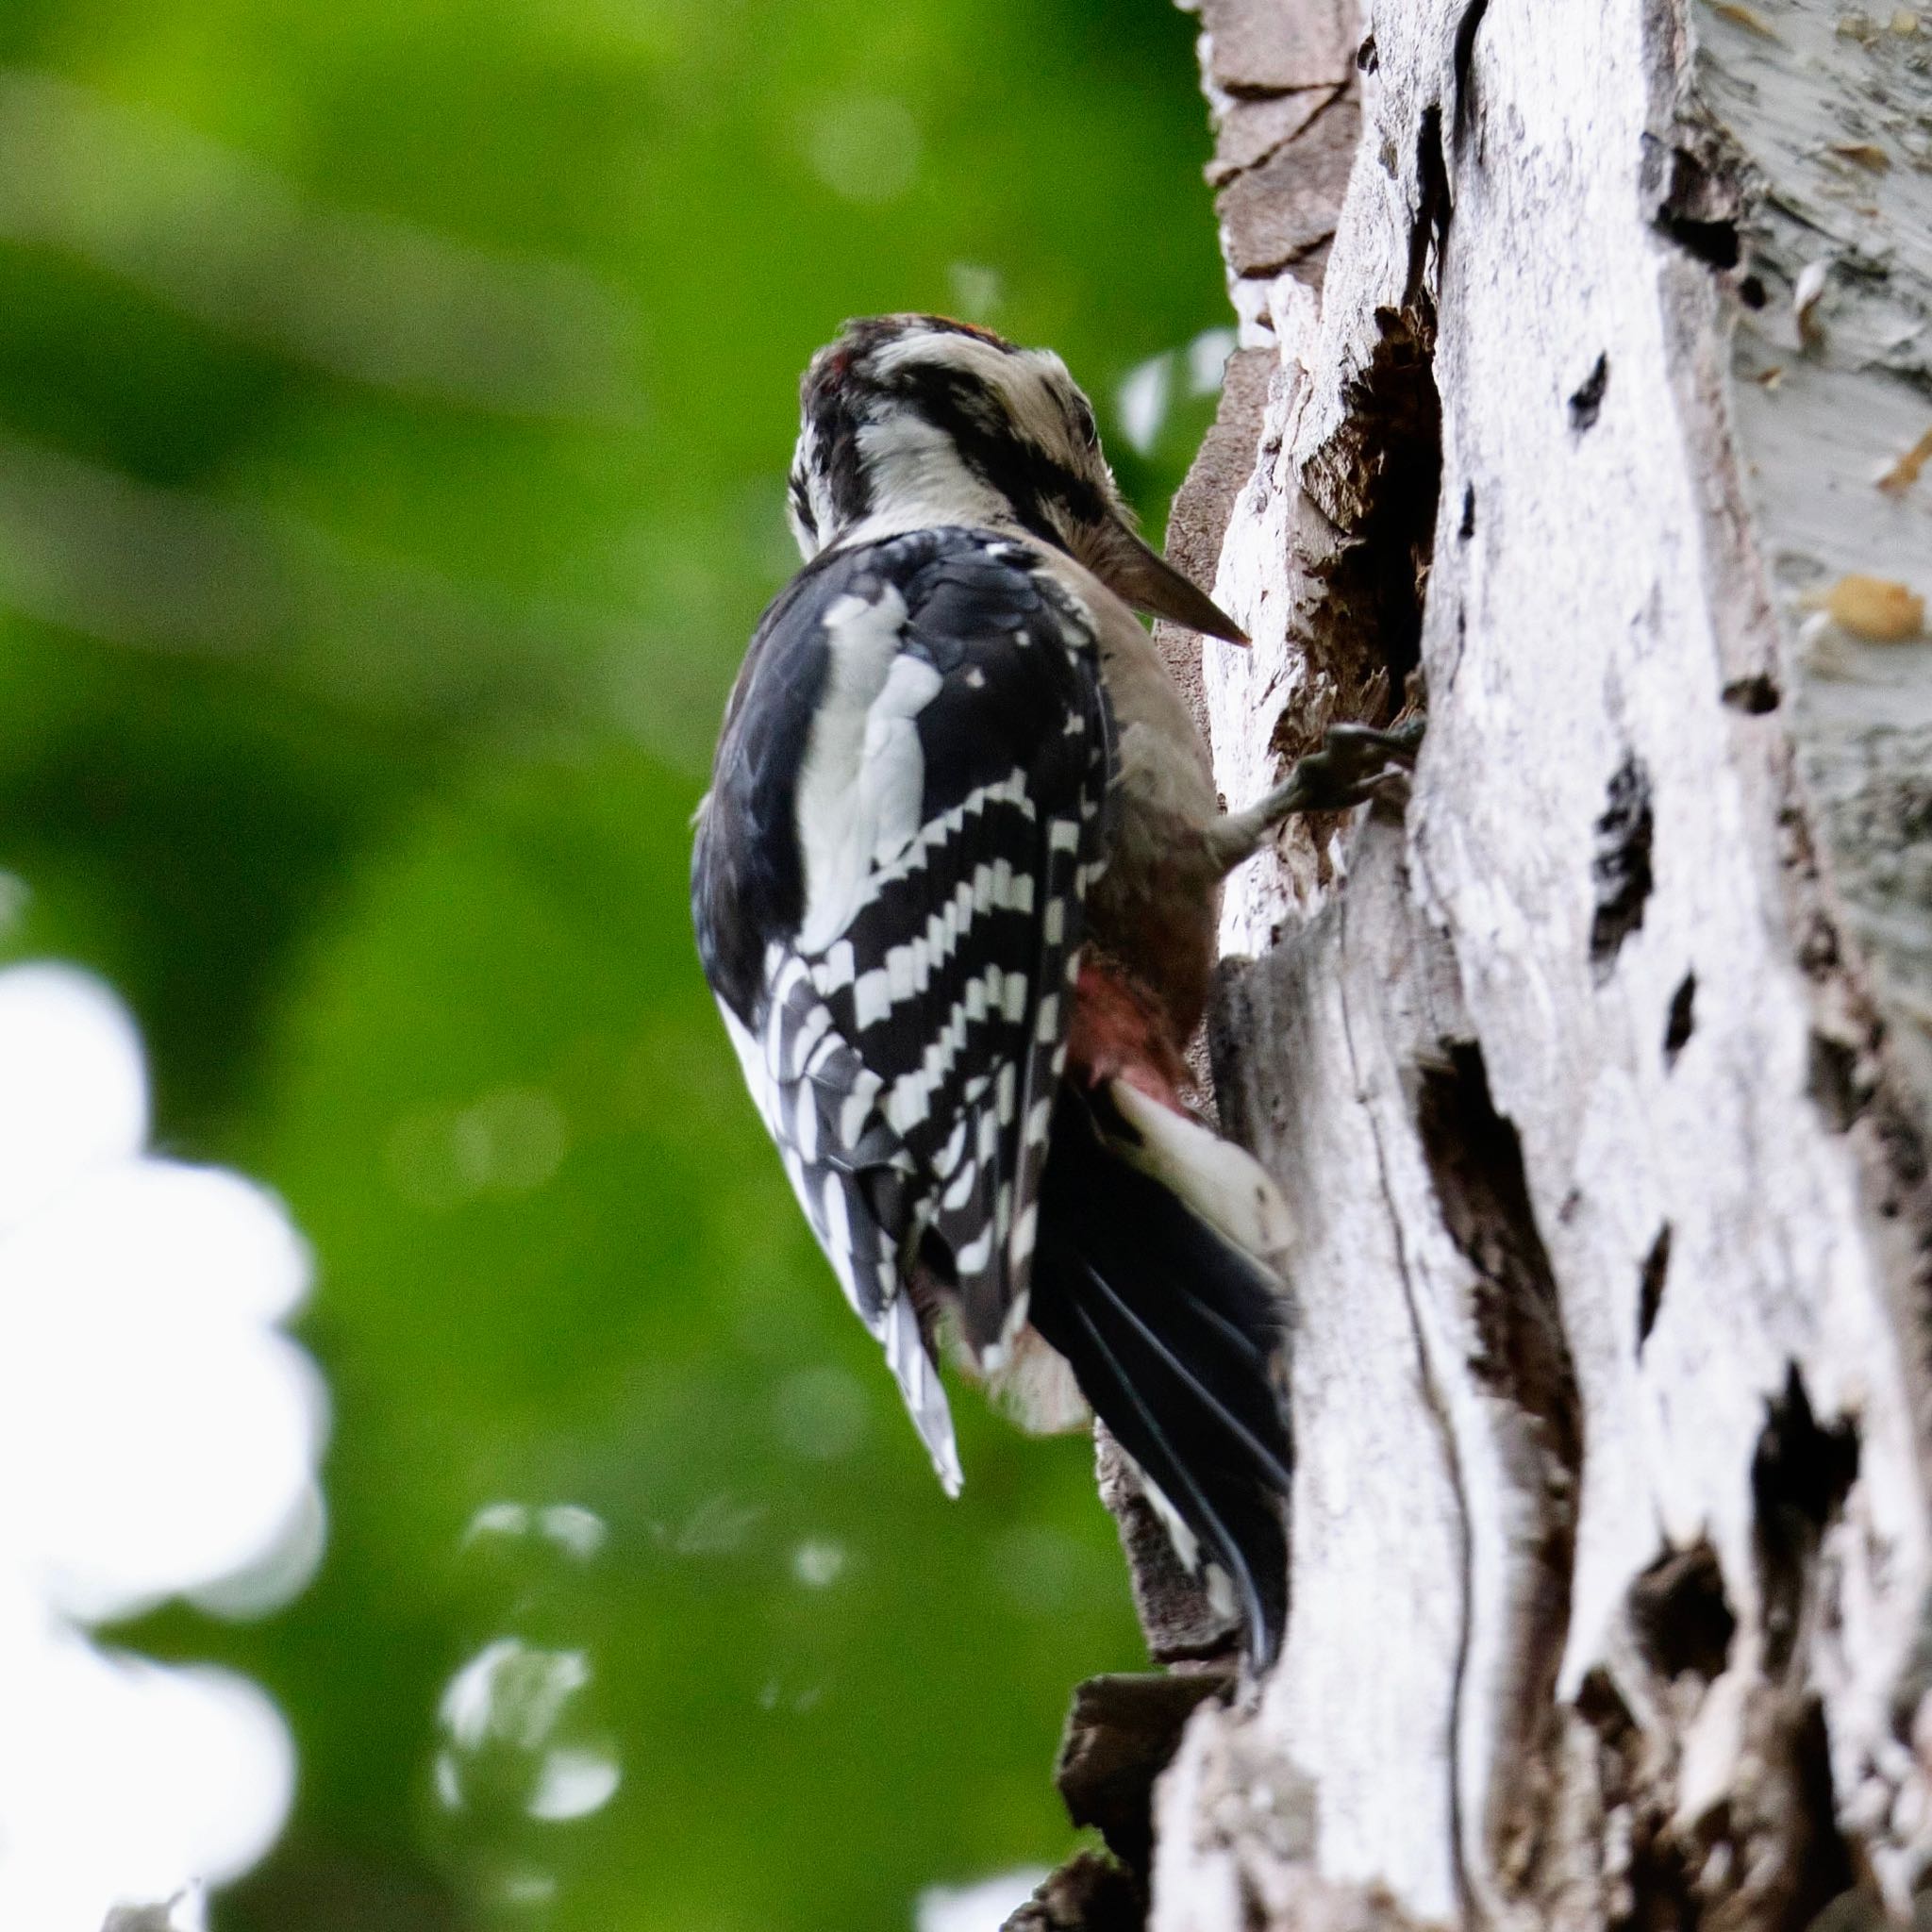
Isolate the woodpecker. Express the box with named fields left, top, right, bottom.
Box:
left=692, top=315, right=1416, bottom=1663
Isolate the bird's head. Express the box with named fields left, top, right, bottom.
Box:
left=786, top=314, right=1245, bottom=643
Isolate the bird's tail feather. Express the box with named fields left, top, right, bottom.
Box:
left=1025, top=1081, right=1292, bottom=1665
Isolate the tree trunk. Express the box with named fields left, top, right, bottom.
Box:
left=1047, top=0, right=1932, bottom=1924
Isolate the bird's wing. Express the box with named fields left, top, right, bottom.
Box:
left=693, top=527, right=1114, bottom=1490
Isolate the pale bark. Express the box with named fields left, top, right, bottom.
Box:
left=1043, top=0, right=1932, bottom=1925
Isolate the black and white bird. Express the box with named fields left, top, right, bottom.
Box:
left=692, top=315, right=1414, bottom=1663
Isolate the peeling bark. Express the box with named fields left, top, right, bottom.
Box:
left=1033, top=0, right=1932, bottom=1925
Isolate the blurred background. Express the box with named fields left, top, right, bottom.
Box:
left=0, top=1, right=1236, bottom=1925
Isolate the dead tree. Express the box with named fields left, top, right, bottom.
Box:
left=1024, top=0, right=1932, bottom=1924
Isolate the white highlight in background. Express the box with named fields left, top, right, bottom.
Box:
left=0, top=962, right=325, bottom=1931
left=915, top=1868, right=1051, bottom=1932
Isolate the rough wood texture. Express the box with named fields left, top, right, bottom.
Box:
left=1096, top=0, right=1932, bottom=1925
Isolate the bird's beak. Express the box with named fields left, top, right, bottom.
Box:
left=1081, top=515, right=1248, bottom=645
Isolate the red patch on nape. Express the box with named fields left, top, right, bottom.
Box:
left=1067, top=958, right=1192, bottom=1116
left=927, top=314, right=1004, bottom=342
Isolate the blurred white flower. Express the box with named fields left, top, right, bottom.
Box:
left=945, top=262, right=1004, bottom=325
left=790, top=1538, right=847, bottom=1590
left=1115, top=353, right=1174, bottom=458
left=1186, top=325, right=1237, bottom=395
left=433, top=1637, right=622, bottom=1826
left=802, top=94, right=920, bottom=204
left=0, top=962, right=326, bottom=1931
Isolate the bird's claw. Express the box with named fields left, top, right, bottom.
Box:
left=1275, top=714, right=1425, bottom=817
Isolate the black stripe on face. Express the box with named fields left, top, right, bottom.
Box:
left=799, top=347, right=875, bottom=528
left=889, top=359, right=1107, bottom=552
left=788, top=464, right=818, bottom=544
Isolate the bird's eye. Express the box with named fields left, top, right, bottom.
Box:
left=1071, top=399, right=1099, bottom=451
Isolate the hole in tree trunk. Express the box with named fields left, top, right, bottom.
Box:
left=1591, top=755, right=1655, bottom=980
left=1752, top=1365, right=1859, bottom=1677
left=1569, top=353, right=1609, bottom=431
left=1637, top=1223, right=1673, bottom=1347
left=1664, top=972, right=1696, bottom=1069
left=1628, top=1538, right=1736, bottom=1681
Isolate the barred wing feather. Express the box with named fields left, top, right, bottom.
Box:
left=692, top=528, right=1114, bottom=1491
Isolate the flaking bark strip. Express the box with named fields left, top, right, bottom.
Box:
left=1450, top=0, right=1490, bottom=147
left=1217, top=95, right=1362, bottom=285
left=1055, top=1671, right=1234, bottom=1874
left=1414, top=1041, right=1583, bottom=1894
left=1193, top=0, right=1360, bottom=97
left=1002, top=1851, right=1146, bottom=1932
left=1206, top=84, right=1353, bottom=190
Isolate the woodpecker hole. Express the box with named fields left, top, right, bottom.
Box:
left=1660, top=211, right=1741, bottom=270
left=1629, top=1539, right=1736, bottom=1682
left=1590, top=755, right=1655, bottom=980
left=1636, top=1224, right=1673, bottom=1348
left=1457, top=483, right=1475, bottom=540
left=1664, top=972, right=1696, bottom=1069
left=1569, top=354, right=1609, bottom=432
left=1291, top=310, right=1443, bottom=747
left=1645, top=137, right=1745, bottom=270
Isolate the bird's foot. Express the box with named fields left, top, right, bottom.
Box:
left=1208, top=713, right=1425, bottom=874
left=1274, top=716, right=1424, bottom=817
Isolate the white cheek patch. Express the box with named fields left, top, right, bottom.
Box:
left=854, top=413, right=1007, bottom=530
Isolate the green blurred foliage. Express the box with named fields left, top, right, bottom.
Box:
left=0, top=0, right=1231, bottom=1924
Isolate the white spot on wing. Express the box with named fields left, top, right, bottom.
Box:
left=935, top=1118, right=968, bottom=1178
left=853, top=968, right=891, bottom=1030
left=1013, top=1201, right=1039, bottom=1262
left=794, top=586, right=927, bottom=954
